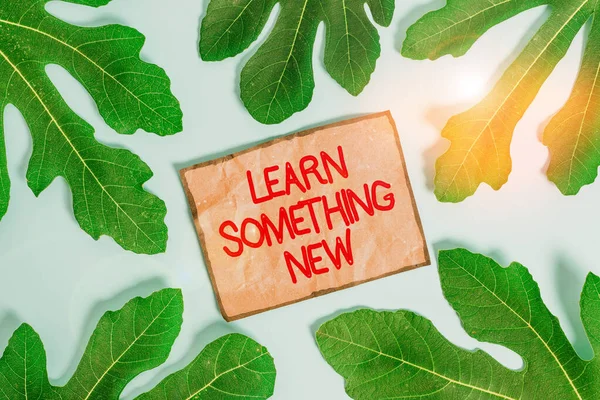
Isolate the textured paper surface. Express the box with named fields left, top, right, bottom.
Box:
left=181, top=112, right=429, bottom=321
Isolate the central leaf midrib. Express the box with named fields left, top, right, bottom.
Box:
left=264, top=0, right=310, bottom=120
left=81, top=294, right=178, bottom=400
left=317, top=331, right=516, bottom=399
left=439, top=0, right=591, bottom=198
left=24, top=332, right=28, bottom=400
left=0, top=18, right=178, bottom=130
left=0, top=49, right=162, bottom=252
left=446, top=257, right=583, bottom=400
left=341, top=0, right=355, bottom=88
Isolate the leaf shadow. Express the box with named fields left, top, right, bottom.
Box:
left=314, top=20, right=327, bottom=76
left=552, top=254, right=594, bottom=361
left=421, top=102, right=472, bottom=191
left=433, top=238, right=512, bottom=281
left=124, top=320, right=246, bottom=398
left=3, top=105, right=32, bottom=178
left=51, top=277, right=168, bottom=387
left=45, top=1, right=129, bottom=28
left=432, top=238, right=512, bottom=267
left=310, top=305, right=368, bottom=337
left=432, top=238, right=469, bottom=256
left=0, top=312, right=23, bottom=353
left=536, top=114, right=554, bottom=175
left=196, top=0, right=210, bottom=56
left=394, top=0, right=446, bottom=52
left=2, top=104, right=78, bottom=229
left=292, top=112, right=373, bottom=134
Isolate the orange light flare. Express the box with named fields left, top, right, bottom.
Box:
left=451, top=67, right=489, bottom=101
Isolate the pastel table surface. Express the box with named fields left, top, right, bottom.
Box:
left=0, top=1, right=598, bottom=399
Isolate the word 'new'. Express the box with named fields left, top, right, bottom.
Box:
left=284, top=228, right=353, bottom=284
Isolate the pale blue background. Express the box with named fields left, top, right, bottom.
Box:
left=0, top=1, right=598, bottom=398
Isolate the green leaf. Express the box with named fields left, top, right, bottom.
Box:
left=0, top=324, right=56, bottom=400
left=403, top=0, right=600, bottom=201
left=317, top=248, right=600, bottom=399
left=57, top=289, right=184, bottom=399
left=0, top=0, right=183, bottom=253
left=0, top=289, right=277, bottom=399
left=200, top=0, right=395, bottom=124
left=544, top=1, right=600, bottom=195
left=136, top=334, right=276, bottom=399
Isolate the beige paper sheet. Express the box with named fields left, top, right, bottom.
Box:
left=181, top=112, right=430, bottom=321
